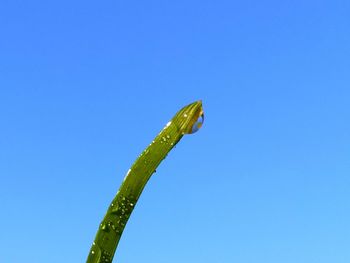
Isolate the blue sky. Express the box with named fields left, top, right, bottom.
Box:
left=1, top=0, right=350, bottom=262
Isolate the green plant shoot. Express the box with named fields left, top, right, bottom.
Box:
left=86, top=100, right=204, bottom=263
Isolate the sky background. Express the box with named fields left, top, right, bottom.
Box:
left=1, top=0, right=350, bottom=262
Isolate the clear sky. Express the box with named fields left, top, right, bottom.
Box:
left=1, top=1, right=350, bottom=262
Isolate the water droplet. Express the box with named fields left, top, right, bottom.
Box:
left=101, top=251, right=112, bottom=263
left=101, top=223, right=110, bottom=232
left=190, top=112, right=204, bottom=133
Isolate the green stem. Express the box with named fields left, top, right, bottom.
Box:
left=86, top=101, right=204, bottom=263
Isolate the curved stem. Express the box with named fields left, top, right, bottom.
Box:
left=86, top=101, right=204, bottom=263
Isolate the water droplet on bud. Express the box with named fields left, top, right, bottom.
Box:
left=190, top=113, right=204, bottom=133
